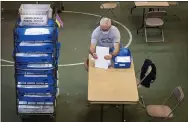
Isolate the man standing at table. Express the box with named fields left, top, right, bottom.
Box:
left=84, top=17, right=121, bottom=71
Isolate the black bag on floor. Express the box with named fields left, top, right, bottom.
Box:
left=140, top=59, right=157, bottom=88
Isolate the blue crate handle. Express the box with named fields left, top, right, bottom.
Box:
left=16, top=68, right=56, bottom=75
left=18, top=95, right=55, bottom=102
left=14, top=53, right=56, bottom=63
left=15, top=61, right=58, bottom=69
left=17, top=86, right=57, bottom=94
left=14, top=42, right=60, bottom=53
left=16, top=74, right=57, bottom=84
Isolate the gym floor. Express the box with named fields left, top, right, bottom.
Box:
left=1, top=1, right=188, bottom=122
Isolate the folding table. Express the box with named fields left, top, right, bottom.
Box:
left=131, top=2, right=169, bottom=34
left=88, top=55, right=139, bottom=122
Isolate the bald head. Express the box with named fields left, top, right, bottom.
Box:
left=100, top=17, right=112, bottom=30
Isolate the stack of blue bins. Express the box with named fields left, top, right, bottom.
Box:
left=13, top=18, right=60, bottom=117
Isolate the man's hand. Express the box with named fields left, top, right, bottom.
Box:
left=92, top=53, right=98, bottom=59
left=104, top=54, right=112, bottom=60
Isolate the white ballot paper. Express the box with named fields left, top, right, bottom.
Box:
left=95, top=46, right=110, bottom=69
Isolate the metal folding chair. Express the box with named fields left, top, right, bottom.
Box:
left=144, top=11, right=167, bottom=43
left=97, top=2, right=118, bottom=24
left=145, top=86, right=184, bottom=122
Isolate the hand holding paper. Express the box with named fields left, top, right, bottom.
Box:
left=104, top=54, right=112, bottom=60
left=92, top=53, right=98, bottom=59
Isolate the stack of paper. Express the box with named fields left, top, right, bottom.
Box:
left=95, top=46, right=110, bottom=69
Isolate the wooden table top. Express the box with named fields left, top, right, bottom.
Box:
left=135, top=2, right=169, bottom=7
left=88, top=55, right=139, bottom=104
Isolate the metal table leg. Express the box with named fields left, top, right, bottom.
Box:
left=101, top=105, right=104, bottom=122
left=122, top=104, right=124, bottom=122
left=97, top=104, right=126, bottom=122
left=60, top=2, right=64, bottom=11
left=1, top=8, right=4, bottom=20
left=137, top=8, right=146, bottom=34
left=130, top=6, right=136, bottom=14
left=52, top=2, right=64, bottom=13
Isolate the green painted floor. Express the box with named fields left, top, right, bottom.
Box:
left=1, top=2, right=188, bottom=122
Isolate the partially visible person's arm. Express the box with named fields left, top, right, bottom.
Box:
left=104, top=27, right=121, bottom=60
left=89, top=43, right=96, bottom=56
left=111, top=27, right=121, bottom=56
left=89, top=28, right=99, bottom=59
left=111, top=42, right=120, bottom=56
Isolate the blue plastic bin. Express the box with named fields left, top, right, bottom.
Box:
left=112, top=48, right=132, bottom=68
left=14, top=26, right=58, bottom=41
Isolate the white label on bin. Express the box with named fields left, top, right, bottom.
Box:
left=119, top=64, right=126, bottom=66
left=37, top=102, right=45, bottom=104
left=19, top=101, right=27, bottom=104
left=16, top=53, right=48, bottom=57
left=20, top=42, right=47, bottom=46
left=27, top=64, right=52, bottom=68
left=115, top=56, right=131, bottom=63
left=18, top=101, right=53, bottom=105
left=18, top=105, right=54, bottom=113
left=24, top=28, right=50, bottom=35
left=17, top=85, right=48, bottom=88
left=45, top=102, right=53, bottom=105
left=24, top=74, right=47, bottom=77
left=24, top=94, right=52, bottom=97
left=18, top=82, right=48, bottom=85
left=19, top=105, right=42, bottom=109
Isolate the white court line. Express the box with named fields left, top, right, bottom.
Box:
left=1, top=65, right=14, bottom=67
left=58, top=62, right=84, bottom=67
left=63, top=11, right=133, bottom=48
left=1, top=59, right=14, bottom=64
left=1, top=10, right=132, bottom=67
